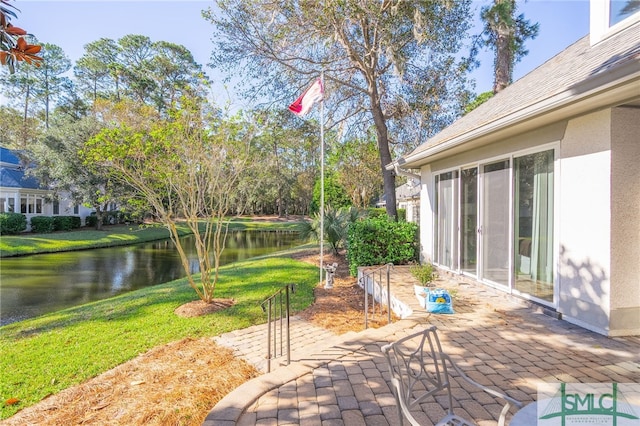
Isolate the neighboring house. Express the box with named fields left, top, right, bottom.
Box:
left=389, top=1, right=640, bottom=336
left=396, top=178, right=420, bottom=224
left=373, top=178, right=420, bottom=223
left=0, top=146, right=93, bottom=228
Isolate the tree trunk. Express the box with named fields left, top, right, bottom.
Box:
left=492, top=0, right=515, bottom=94
left=273, top=140, right=284, bottom=217
left=493, top=24, right=513, bottom=93
left=94, top=205, right=104, bottom=230
left=23, top=85, right=30, bottom=122
left=369, top=88, right=397, bottom=220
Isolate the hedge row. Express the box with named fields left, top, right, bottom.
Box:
left=30, top=215, right=81, bottom=233
left=0, top=213, right=82, bottom=235
left=85, top=210, right=140, bottom=227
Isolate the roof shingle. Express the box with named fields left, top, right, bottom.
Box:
left=409, top=21, right=640, bottom=157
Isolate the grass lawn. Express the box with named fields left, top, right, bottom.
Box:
left=0, top=218, right=304, bottom=257
left=0, top=254, right=318, bottom=420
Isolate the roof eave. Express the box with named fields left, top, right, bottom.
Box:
left=397, top=61, right=640, bottom=169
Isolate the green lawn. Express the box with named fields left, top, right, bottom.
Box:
left=0, top=218, right=314, bottom=419
left=0, top=254, right=318, bottom=419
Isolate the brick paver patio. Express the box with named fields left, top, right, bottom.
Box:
left=205, top=266, right=640, bottom=425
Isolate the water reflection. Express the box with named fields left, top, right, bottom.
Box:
left=0, top=230, right=302, bottom=325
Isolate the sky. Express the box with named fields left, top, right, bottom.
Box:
left=5, top=0, right=591, bottom=109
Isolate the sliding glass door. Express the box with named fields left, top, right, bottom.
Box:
left=434, top=171, right=458, bottom=269
left=432, top=149, right=554, bottom=303
left=514, top=150, right=554, bottom=301
left=480, top=160, right=510, bottom=286
left=460, top=168, right=477, bottom=274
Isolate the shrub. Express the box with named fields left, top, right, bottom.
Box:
left=366, top=207, right=387, bottom=219
left=30, top=216, right=55, bottom=233
left=53, top=216, right=81, bottom=231
left=85, top=214, right=98, bottom=227
left=85, top=212, right=114, bottom=227
left=366, top=207, right=406, bottom=222
left=410, top=263, right=437, bottom=286
left=0, top=212, right=27, bottom=235
left=299, top=206, right=366, bottom=255
left=346, top=216, right=418, bottom=276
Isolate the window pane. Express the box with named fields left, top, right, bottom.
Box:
left=514, top=150, right=554, bottom=301
left=610, top=0, right=640, bottom=27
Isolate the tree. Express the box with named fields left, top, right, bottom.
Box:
left=0, top=105, right=42, bottom=150
left=310, top=173, right=351, bottom=214
left=480, top=0, right=539, bottom=93
left=206, top=0, right=475, bottom=220
left=31, top=43, right=72, bottom=128
left=464, top=90, right=494, bottom=114
left=28, top=110, right=126, bottom=230
left=1, top=42, right=71, bottom=128
left=74, top=38, right=122, bottom=102
left=329, top=135, right=382, bottom=208
left=74, top=35, right=206, bottom=113
left=244, top=108, right=321, bottom=216
left=0, top=0, right=42, bottom=73
left=1, top=55, right=38, bottom=121
left=83, top=97, right=255, bottom=303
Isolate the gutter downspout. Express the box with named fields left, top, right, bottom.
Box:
left=386, top=161, right=421, bottom=182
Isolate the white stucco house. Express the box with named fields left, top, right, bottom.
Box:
left=388, top=1, right=640, bottom=336
left=0, top=146, right=93, bottom=228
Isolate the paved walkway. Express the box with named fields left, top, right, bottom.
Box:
left=205, top=267, right=640, bottom=425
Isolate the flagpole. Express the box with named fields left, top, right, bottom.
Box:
left=320, top=70, right=326, bottom=288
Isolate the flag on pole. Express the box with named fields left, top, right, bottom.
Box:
left=288, top=78, right=324, bottom=116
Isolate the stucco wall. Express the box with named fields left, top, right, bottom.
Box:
left=417, top=108, right=639, bottom=336
left=609, top=106, right=640, bottom=335
left=558, top=109, right=612, bottom=334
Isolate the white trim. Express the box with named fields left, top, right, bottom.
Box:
left=591, top=0, right=640, bottom=45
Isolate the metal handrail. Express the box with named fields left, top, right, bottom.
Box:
left=358, top=263, right=393, bottom=329
left=260, top=284, right=295, bottom=373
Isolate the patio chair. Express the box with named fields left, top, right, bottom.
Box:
left=381, top=326, right=522, bottom=426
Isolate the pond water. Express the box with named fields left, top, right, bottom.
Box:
left=0, top=230, right=303, bottom=326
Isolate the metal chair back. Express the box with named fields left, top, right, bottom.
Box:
left=382, top=325, right=522, bottom=426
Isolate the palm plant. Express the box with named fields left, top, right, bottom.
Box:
left=300, top=205, right=366, bottom=255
